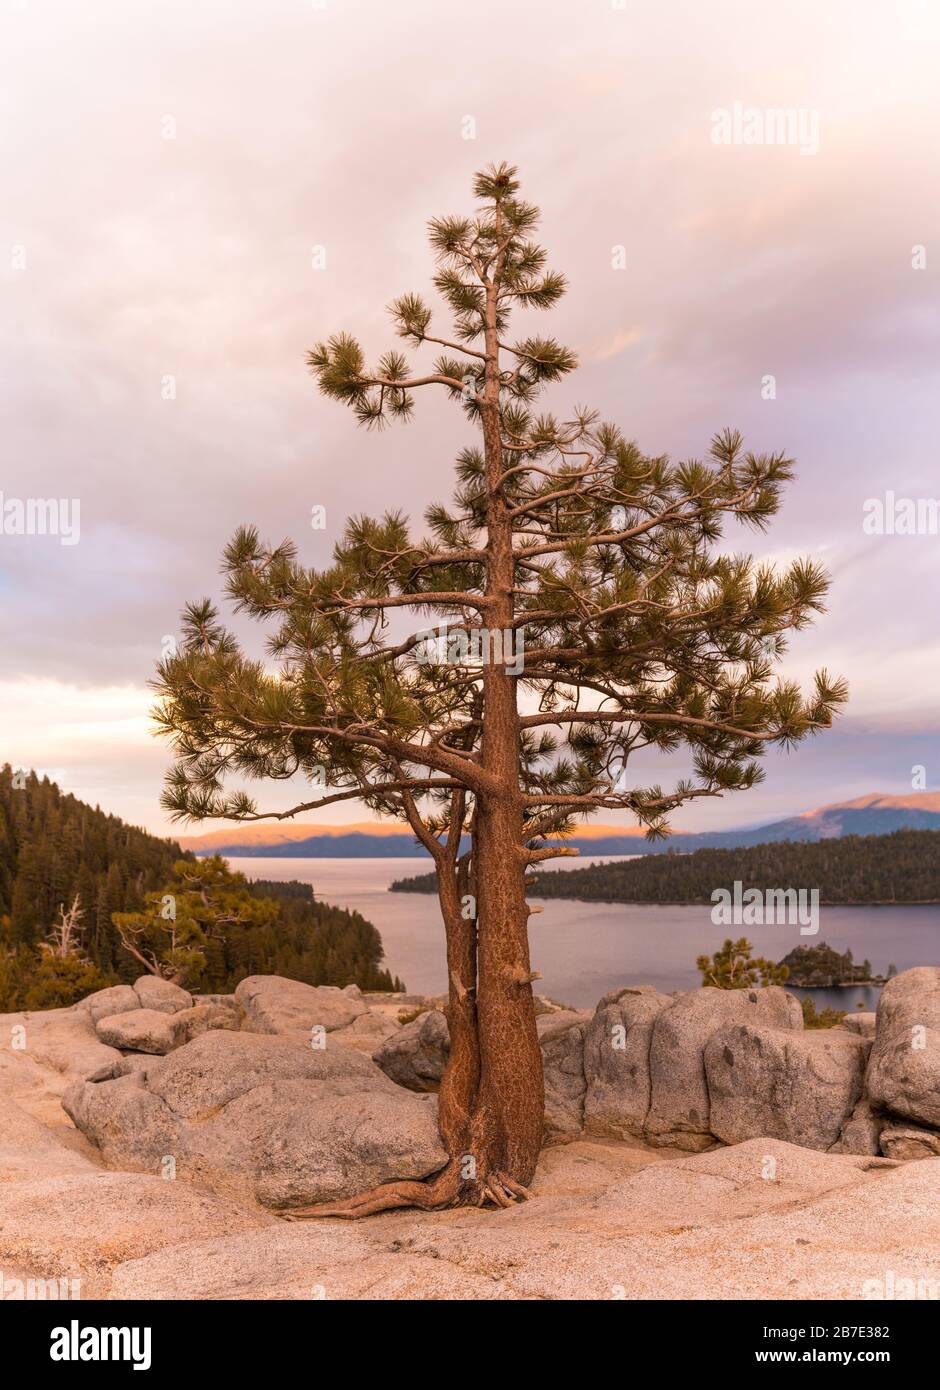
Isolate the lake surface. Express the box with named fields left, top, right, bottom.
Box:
left=227, top=855, right=940, bottom=1010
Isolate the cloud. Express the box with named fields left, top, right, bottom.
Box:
left=2, top=0, right=938, bottom=831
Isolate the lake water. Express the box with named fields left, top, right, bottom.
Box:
left=227, top=856, right=940, bottom=1010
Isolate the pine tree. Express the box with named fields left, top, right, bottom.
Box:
left=154, top=164, right=847, bottom=1215
left=112, top=857, right=279, bottom=988
left=0, top=765, right=400, bottom=1002
left=23, top=954, right=112, bottom=1010
left=10, top=835, right=44, bottom=946
left=697, top=937, right=789, bottom=989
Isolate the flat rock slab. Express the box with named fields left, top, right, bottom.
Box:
left=0, top=1095, right=100, bottom=1182
left=329, top=1011, right=402, bottom=1054
left=109, top=1222, right=508, bottom=1301
left=583, top=1137, right=894, bottom=1235
left=235, top=975, right=368, bottom=1034
left=0, top=1171, right=270, bottom=1299
left=95, top=1009, right=181, bottom=1054
left=106, top=1140, right=923, bottom=1302
left=1, top=1007, right=121, bottom=1084
left=95, top=1003, right=241, bottom=1056
left=529, top=1137, right=680, bottom=1198
left=147, top=1030, right=386, bottom=1118
left=429, top=1158, right=937, bottom=1301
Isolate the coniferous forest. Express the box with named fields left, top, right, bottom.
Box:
left=0, top=766, right=182, bottom=963
left=391, top=828, right=940, bottom=905
left=198, top=876, right=404, bottom=994
left=526, top=829, right=940, bottom=904
left=0, top=766, right=401, bottom=1008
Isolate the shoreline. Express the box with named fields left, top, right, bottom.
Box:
left=390, top=883, right=940, bottom=909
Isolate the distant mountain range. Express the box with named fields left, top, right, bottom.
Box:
left=178, top=792, right=940, bottom=859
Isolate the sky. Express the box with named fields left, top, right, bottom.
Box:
left=2, top=0, right=939, bottom=837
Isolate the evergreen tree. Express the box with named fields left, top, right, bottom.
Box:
left=697, top=937, right=789, bottom=989
left=154, top=164, right=846, bottom=1215
left=516, top=827, right=940, bottom=906
left=112, top=858, right=402, bottom=992
left=113, top=857, right=280, bottom=987
left=0, top=766, right=402, bottom=1007
left=23, top=955, right=112, bottom=1011
left=9, top=836, right=44, bottom=946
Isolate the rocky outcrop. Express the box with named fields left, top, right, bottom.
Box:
left=363, top=976, right=940, bottom=1160
left=583, top=985, right=673, bottom=1140
left=865, top=966, right=940, bottom=1129
left=538, top=1010, right=591, bottom=1137
left=832, top=1098, right=886, bottom=1156
left=235, top=975, right=368, bottom=1035
left=879, top=1124, right=940, bottom=1161
left=133, top=976, right=193, bottom=1014
left=704, top=1023, right=868, bottom=1151
left=18, top=967, right=940, bottom=1178
left=94, top=1001, right=241, bottom=1055
left=843, top=1012, right=877, bottom=1039
left=63, top=1031, right=447, bottom=1209
left=372, top=1010, right=449, bottom=1091
left=8, top=968, right=940, bottom=1300
left=645, top=986, right=803, bottom=1151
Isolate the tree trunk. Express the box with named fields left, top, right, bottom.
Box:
left=469, top=797, right=544, bottom=1189
left=435, top=853, right=479, bottom=1164
left=464, top=259, right=544, bottom=1191
left=285, top=225, right=544, bottom=1219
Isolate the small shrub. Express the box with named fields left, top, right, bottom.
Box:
left=801, top=995, right=847, bottom=1029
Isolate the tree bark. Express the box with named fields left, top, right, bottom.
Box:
left=436, top=853, right=479, bottom=1166
left=469, top=797, right=543, bottom=1189
left=464, top=260, right=544, bottom=1191
left=286, top=217, right=544, bottom=1218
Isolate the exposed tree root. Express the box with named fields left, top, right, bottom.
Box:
left=279, top=1161, right=531, bottom=1221
left=481, top=1171, right=530, bottom=1208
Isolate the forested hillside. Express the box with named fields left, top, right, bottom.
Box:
left=0, top=766, right=183, bottom=966
left=391, top=828, right=940, bottom=904
left=524, top=829, right=940, bottom=904
left=177, top=873, right=403, bottom=994
left=0, top=767, right=402, bottom=1007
